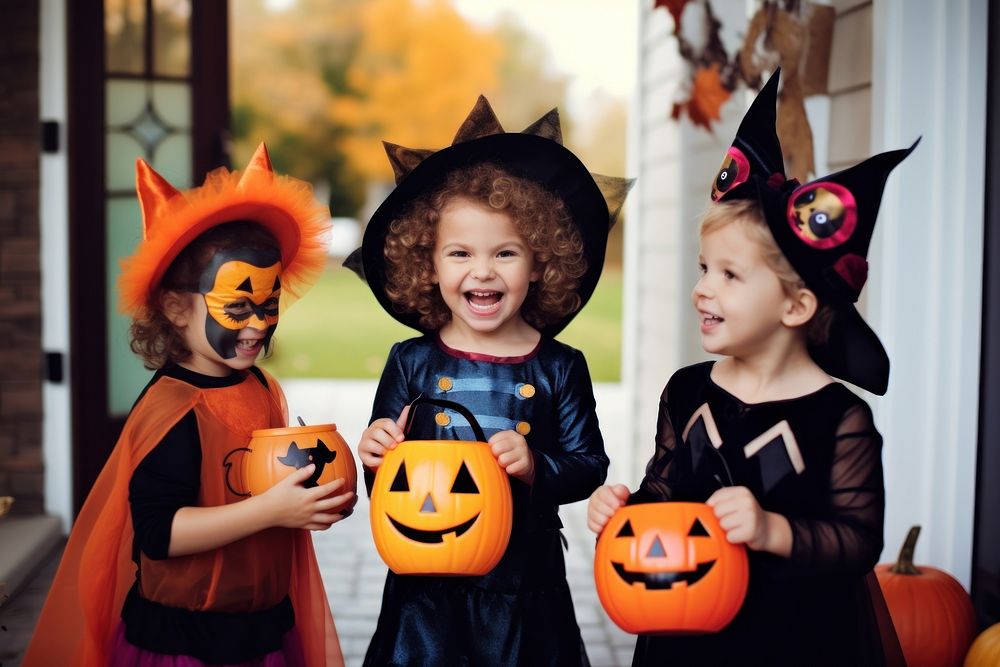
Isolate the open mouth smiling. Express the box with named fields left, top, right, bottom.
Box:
left=387, top=513, right=480, bottom=543
left=465, top=290, right=503, bottom=314
left=236, top=338, right=263, bottom=350
left=611, top=560, right=716, bottom=589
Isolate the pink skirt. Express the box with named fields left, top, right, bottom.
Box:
left=108, top=624, right=307, bottom=667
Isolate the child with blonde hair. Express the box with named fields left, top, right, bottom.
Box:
left=588, top=71, right=913, bottom=666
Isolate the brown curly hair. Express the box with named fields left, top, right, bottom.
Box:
left=700, top=200, right=836, bottom=346
left=383, top=163, right=588, bottom=331
left=129, top=221, right=280, bottom=369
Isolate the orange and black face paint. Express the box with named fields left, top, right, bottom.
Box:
left=197, top=247, right=282, bottom=359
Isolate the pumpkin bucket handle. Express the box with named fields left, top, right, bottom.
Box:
left=404, top=393, right=488, bottom=443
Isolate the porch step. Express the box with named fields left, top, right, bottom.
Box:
left=0, top=515, right=63, bottom=607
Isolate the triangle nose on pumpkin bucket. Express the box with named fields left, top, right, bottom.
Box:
left=420, top=493, right=436, bottom=513
left=647, top=536, right=667, bottom=558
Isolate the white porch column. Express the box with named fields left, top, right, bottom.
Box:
left=869, top=0, right=987, bottom=585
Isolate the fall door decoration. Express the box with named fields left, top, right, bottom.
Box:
left=369, top=396, right=513, bottom=576
left=656, top=0, right=834, bottom=183
left=594, top=502, right=749, bottom=635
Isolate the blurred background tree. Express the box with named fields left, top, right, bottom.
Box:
left=233, top=0, right=584, bottom=216
left=231, top=0, right=631, bottom=379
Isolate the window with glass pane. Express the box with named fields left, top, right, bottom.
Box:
left=104, top=0, right=194, bottom=415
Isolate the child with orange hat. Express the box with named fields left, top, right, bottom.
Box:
left=24, top=146, right=352, bottom=666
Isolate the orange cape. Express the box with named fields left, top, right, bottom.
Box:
left=23, top=369, right=343, bottom=666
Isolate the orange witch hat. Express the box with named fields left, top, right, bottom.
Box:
left=118, top=143, right=331, bottom=315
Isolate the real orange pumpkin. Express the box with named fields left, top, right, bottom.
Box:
left=594, top=502, right=748, bottom=635
left=964, top=622, right=1000, bottom=667
left=225, top=424, right=357, bottom=512
left=876, top=525, right=978, bottom=667
left=369, top=397, right=512, bottom=576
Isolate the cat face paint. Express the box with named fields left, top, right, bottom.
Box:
left=198, top=247, right=282, bottom=359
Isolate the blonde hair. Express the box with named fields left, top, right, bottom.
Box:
left=384, top=163, right=587, bottom=330
left=700, top=200, right=835, bottom=345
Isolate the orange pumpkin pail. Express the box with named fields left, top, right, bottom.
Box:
left=369, top=395, right=513, bottom=576
left=594, top=502, right=749, bottom=635
left=225, top=423, right=358, bottom=511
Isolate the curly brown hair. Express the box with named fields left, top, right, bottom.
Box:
left=129, top=221, right=280, bottom=369
left=383, top=163, right=588, bottom=331
left=700, top=200, right=836, bottom=346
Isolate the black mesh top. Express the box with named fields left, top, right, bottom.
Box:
left=628, top=361, right=903, bottom=666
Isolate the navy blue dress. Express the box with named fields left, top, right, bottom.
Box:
left=363, top=334, right=608, bottom=667
left=629, top=361, right=903, bottom=667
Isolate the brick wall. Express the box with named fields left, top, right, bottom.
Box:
left=0, top=0, right=43, bottom=516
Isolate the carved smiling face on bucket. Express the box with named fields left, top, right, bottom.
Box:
left=369, top=440, right=512, bottom=576
left=594, top=503, right=749, bottom=635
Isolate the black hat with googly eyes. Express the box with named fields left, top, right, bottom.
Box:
left=709, top=68, right=920, bottom=395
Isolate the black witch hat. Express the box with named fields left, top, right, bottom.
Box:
left=345, top=96, right=633, bottom=337
left=710, top=69, right=919, bottom=395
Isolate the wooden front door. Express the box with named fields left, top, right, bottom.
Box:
left=67, top=0, right=229, bottom=513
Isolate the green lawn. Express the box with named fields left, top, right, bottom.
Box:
left=260, top=260, right=623, bottom=381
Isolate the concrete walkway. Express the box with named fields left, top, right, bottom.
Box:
left=0, top=380, right=637, bottom=667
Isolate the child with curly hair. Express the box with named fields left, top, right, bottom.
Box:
left=25, top=145, right=353, bottom=667
left=347, top=96, right=631, bottom=666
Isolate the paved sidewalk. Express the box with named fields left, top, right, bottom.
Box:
left=0, top=380, right=637, bottom=667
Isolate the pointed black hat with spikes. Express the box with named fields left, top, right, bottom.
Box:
left=709, top=68, right=919, bottom=395
left=345, top=95, right=634, bottom=337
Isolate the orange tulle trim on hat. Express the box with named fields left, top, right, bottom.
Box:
left=118, top=143, right=330, bottom=316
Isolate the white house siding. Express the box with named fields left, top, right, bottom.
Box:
left=624, top=0, right=758, bottom=486
left=827, top=2, right=872, bottom=171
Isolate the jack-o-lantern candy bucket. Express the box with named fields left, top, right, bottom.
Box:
left=370, top=396, right=513, bottom=576
left=594, top=502, right=748, bottom=635
left=225, top=424, right=358, bottom=512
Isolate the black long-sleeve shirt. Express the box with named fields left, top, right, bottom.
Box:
left=628, top=361, right=893, bottom=666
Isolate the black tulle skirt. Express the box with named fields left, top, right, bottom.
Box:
left=631, top=570, right=905, bottom=667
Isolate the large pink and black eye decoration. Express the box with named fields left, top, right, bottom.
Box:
left=786, top=182, right=858, bottom=250
left=710, top=147, right=750, bottom=201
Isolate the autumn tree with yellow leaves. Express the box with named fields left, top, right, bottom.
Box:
left=232, top=0, right=572, bottom=218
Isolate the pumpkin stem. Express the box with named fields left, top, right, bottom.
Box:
left=890, top=525, right=922, bottom=575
